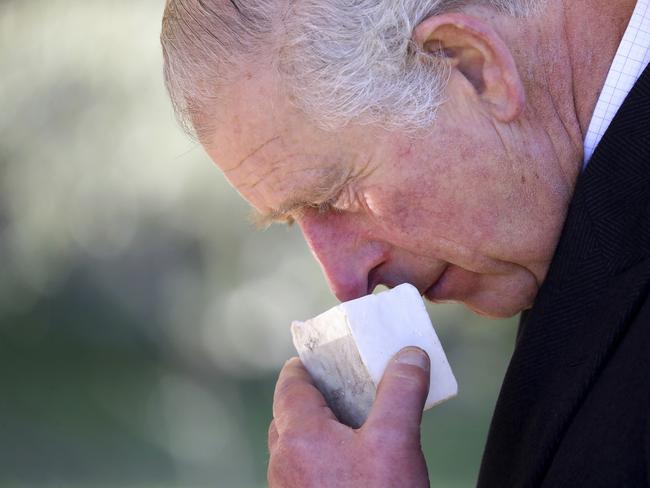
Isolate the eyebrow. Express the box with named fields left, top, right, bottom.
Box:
left=250, top=166, right=354, bottom=229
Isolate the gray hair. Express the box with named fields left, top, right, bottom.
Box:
left=161, top=0, right=540, bottom=139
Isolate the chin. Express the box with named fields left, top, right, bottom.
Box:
left=424, top=293, right=532, bottom=318
left=465, top=301, right=532, bottom=319
left=462, top=286, right=537, bottom=318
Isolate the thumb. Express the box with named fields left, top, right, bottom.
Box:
left=364, top=347, right=430, bottom=438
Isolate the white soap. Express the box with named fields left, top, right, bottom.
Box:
left=291, top=283, right=458, bottom=428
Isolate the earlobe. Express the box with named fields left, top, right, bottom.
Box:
left=414, top=13, right=525, bottom=122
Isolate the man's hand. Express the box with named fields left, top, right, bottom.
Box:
left=268, top=347, right=431, bottom=487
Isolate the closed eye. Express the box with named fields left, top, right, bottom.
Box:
left=253, top=168, right=362, bottom=228
left=315, top=198, right=340, bottom=215
left=312, top=188, right=349, bottom=215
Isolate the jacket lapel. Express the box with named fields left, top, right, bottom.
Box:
left=478, top=63, right=650, bottom=487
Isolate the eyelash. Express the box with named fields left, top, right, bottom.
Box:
left=278, top=197, right=341, bottom=227
left=315, top=189, right=348, bottom=214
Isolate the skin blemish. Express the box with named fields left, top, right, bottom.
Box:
left=397, top=141, right=414, bottom=159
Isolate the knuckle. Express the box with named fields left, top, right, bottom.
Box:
left=268, top=420, right=278, bottom=446
left=274, top=381, right=309, bottom=412
left=383, top=364, right=430, bottom=396
left=280, top=432, right=310, bottom=457
left=393, top=362, right=430, bottom=387
left=268, top=449, right=296, bottom=487
left=276, top=376, right=309, bottom=400
left=274, top=431, right=319, bottom=472
left=268, top=446, right=314, bottom=488
left=282, top=416, right=329, bottom=447
left=271, top=424, right=335, bottom=487
left=282, top=417, right=324, bottom=444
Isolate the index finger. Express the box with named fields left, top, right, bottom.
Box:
left=272, top=357, right=337, bottom=432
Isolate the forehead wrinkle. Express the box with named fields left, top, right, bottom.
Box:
left=224, top=135, right=281, bottom=173
left=246, top=153, right=307, bottom=190
left=247, top=152, right=347, bottom=191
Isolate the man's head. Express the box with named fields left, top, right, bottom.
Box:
left=162, top=0, right=540, bottom=137
left=161, top=0, right=587, bottom=318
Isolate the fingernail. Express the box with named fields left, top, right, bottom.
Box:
left=394, top=347, right=430, bottom=371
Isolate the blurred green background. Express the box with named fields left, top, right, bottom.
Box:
left=0, top=1, right=518, bottom=487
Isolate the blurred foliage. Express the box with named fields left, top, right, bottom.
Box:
left=0, top=1, right=518, bottom=487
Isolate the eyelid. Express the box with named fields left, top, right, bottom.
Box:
left=315, top=186, right=355, bottom=214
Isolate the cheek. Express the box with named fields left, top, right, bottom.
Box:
left=365, top=169, right=504, bottom=256
left=364, top=181, right=447, bottom=248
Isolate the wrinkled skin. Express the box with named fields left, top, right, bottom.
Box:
left=205, top=66, right=577, bottom=318
left=268, top=348, right=431, bottom=488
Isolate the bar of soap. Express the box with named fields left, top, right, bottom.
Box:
left=291, top=283, right=458, bottom=428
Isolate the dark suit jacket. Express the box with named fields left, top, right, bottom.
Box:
left=478, top=63, right=650, bottom=487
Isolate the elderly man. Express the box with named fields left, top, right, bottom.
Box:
left=161, top=0, right=650, bottom=486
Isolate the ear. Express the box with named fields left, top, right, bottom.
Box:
left=413, top=13, right=525, bottom=122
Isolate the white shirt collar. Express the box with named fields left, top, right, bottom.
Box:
left=583, top=0, right=650, bottom=166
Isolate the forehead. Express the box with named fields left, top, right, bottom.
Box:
left=202, top=68, right=376, bottom=210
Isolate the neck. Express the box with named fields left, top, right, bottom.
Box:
left=563, top=0, right=637, bottom=136
left=501, top=0, right=637, bottom=187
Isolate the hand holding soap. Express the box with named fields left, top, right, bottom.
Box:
left=291, top=283, right=458, bottom=428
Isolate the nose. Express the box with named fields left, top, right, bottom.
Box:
left=298, top=211, right=389, bottom=302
